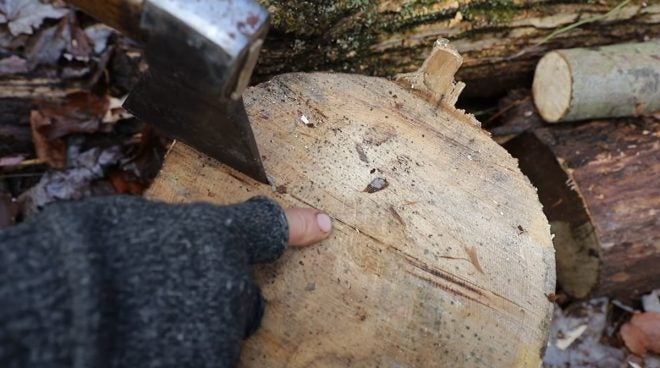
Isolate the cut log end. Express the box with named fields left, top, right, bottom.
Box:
left=532, top=52, right=572, bottom=123
left=532, top=41, right=660, bottom=123
left=147, top=72, right=556, bottom=367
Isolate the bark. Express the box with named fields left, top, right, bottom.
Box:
left=0, top=98, right=33, bottom=157
left=256, top=1, right=660, bottom=98
left=146, top=69, right=555, bottom=367
left=505, top=118, right=660, bottom=299
left=533, top=41, right=660, bottom=122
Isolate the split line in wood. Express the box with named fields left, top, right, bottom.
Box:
left=147, top=42, right=555, bottom=367
left=533, top=41, right=660, bottom=123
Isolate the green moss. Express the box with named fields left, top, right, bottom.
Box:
left=259, top=0, right=378, bottom=35
left=460, top=0, right=518, bottom=25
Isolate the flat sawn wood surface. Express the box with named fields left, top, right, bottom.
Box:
left=146, top=72, right=555, bottom=367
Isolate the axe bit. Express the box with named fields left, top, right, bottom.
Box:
left=66, top=0, right=270, bottom=183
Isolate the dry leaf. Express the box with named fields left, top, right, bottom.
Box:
left=556, top=324, right=587, bottom=350
left=30, top=92, right=111, bottom=168
left=0, top=154, right=26, bottom=167
left=34, top=92, right=110, bottom=139
left=544, top=298, right=628, bottom=367
left=24, top=19, right=68, bottom=67
left=108, top=169, right=146, bottom=195
left=0, top=54, right=28, bottom=74
left=84, top=24, right=114, bottom=55
left=620, top=312, right=660, bottom=356
left=18, top=146, right=121, bottom=215
left=25, top=13, right=92, bottom=69
left=31, top=109, right=67, bottom=168
left=62, top=13, right=92, bottom=62
left=0, top=0, right=68, bottom=36
left=102, top=96, right=133, bottom=124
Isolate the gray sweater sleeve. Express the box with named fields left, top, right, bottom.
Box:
left=0, top=195, right=289, bottom=368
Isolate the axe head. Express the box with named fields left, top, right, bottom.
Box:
left=124, top=0, right=269, bottom=183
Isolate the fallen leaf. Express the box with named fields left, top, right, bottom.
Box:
left=30, top=92, right=111, bottom=168
left=61, top=13, right=91, bottom=62
left=24, top=19, right=68, bottom=67
left=0, top=0, right=68, bottom=36
left=108, top=169, right=146, bottom=195
left=0, top=154, right=26, bottom=167
left=620, top=312, right=660, bottom=356
left=84, top=24, right=114, bottom=55
left=556, top=324, right=588, bottom=350
left=30, top=110, right=67, bottom=168
left=0, top=54, right=28, bottom=75
left=18, top=146, right=121, bottom=215
left=102, top=96, right=133, bottom=124
left=25, top=13, right=92, bottom=69
left=544, top=298, right=627, bottom=367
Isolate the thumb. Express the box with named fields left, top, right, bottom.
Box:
left=284, top=208, right=333, bottom=247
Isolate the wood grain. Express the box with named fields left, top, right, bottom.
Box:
left=147, top=72, right=555, bottom=367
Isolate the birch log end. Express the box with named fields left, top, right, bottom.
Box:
left=532, top=41, right=660, bottom=123
left=146, top=72, right=556, bottom=367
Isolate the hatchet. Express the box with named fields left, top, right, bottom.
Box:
left=66, top=0, right=270, bottom=183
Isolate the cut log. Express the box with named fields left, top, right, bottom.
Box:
left=146, top=68, right=555, bottom=366
left=505, top=118, right=660, bottom=299
left=533, top=41, right=660, bottom=123
left=256, top=1, right=660, bottom=97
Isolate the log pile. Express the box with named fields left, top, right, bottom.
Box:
left=257, top=1, right=660, bottom=97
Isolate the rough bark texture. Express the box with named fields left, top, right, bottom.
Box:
left=0, top=98, right=33, bottom=157
left=505, top=118, right=660, bottom=300
left=146, top=71, right=555, bottom=367
left=533, top=41, right=660, bottom=122
left=255, top=1, right=660, bottom=98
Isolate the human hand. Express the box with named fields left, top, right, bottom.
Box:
left=284, top=208, right=333, bottom=247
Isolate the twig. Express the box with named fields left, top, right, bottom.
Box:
left=13, top=158, right=46, bottom=167
left=508, top=0, right=632, bottom=60
left=0, top=172, right=46, bottom=179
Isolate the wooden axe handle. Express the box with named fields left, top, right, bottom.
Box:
left=66, top=0, right=145, bottom=40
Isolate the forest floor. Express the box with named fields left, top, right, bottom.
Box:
left=0, top=2, right=658, bottom=367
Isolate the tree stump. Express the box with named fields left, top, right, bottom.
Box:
left=146, top=69, right=555, bottom=366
